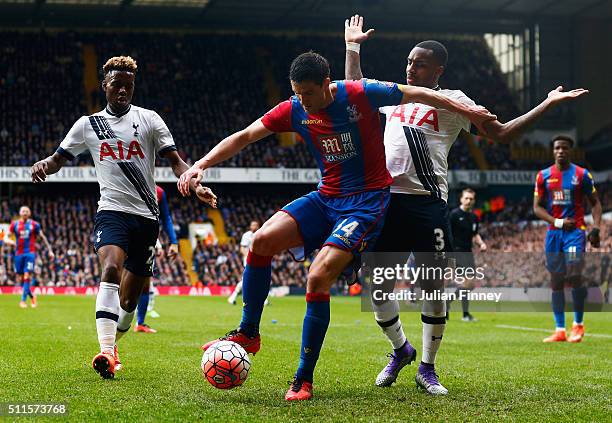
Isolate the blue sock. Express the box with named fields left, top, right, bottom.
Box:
left=239, top=252, right=272, bottom=337
left=21, top=282, right=30, bottom=302
left=572, top=287, right=587, bottom=324
left=552, top=290, right=565, bottom=329
left=137, top=292, right=149, bottom=325
left=296, top=293, right=330, bottom=383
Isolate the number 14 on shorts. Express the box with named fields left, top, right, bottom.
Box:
left=334, top=218, right=360, bottom=238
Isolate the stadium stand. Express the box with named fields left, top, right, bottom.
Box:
left=0, top=30, right=539, bottom=170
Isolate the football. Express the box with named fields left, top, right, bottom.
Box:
left=201, top=341, right=251, bottom=389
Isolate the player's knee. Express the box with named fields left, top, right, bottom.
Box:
left=101, top=262, right=122, bottom=283
left=250, top=230, right=278, bottom=257
left=119, top=296, right=138, bottom=313
left=550, top=273, right=565, bottom=291
left=566, top=274, right=582, bottom=288
left=422, top=298, right=446, bottom=317
left=307, top=264, right=336, bottom=293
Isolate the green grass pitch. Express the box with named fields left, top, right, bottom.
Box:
left=1, top=295, right=610, bottom=422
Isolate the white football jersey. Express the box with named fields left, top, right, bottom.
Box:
left=58, top=105, right=176, bottom=220
left=379, top=89, right=476, bottom=202
left=240, top=230, right=255, bottom=266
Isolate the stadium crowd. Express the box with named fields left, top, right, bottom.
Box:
left=1, top=185, right=609, bottom=289
left=0, top=30, right=582, bottom=171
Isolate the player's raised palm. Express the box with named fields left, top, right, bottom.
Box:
left=547, top=86, right=589, bottom=105
left=345, top=14, right=374, bottom=44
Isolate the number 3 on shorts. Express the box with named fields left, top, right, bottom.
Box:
left=146, top=246, right=155, bottom=271
left=434, top=228, right=445, bottom=251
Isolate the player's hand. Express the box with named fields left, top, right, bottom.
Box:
left=479, top=243, right=487, bottom=252
left=31, top=160, right=49, bottom=183
left=167, top=243, right=179, bottom=261
left=546, top=86, right=589, bottom=106
left=588, top=227, right=601, bottom=248
left=344, top=14, right=374, bottom=44
left=562, top=218, right=576, bottom=231
left=156, top=246, right=165, bottom=259
left=468, top=106, right=497, bottom=137
left=177, top=166, right=203, bottom=196
left=195, top=185, right=218, bottom=208
left=48, top=251, right=55, bottom=260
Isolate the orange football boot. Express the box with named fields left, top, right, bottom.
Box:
left=134, top=324, right=157, bottom=333
left=285, top=377, right=313, bottom=401
left=114, top=344, right=122, bottom=371
left=92, top=352, right=116, bottom=379
left=201, top=329, right=261, bottom=355
left=543, top=330, right=567, bottom=343
left=567, top=324, right=585, bottom=343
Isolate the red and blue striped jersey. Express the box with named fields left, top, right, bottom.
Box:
left=534, top=163, right=595, bottom=230
left=9, top=219, right=41, bottom=255
left=261, top=79, right=403, bottom=197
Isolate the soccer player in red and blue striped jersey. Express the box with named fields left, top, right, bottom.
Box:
left=534, top=135, right=602, bottom=343
left=9, top=206, right=54, bottom=308
left=178, top=52, right=495, bottom=401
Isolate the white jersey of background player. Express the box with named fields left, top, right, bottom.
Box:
left=228, top=220, right=261, bottom=305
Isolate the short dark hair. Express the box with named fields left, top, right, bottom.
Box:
left=102, top=56, right=137, bottom=76
left=415, top=40, right=448, bottom=67
left=289, top=52, right=330, bottom=85
left=550, top=134, right=574, bottom=149
left=461, top=187, right=476, bottom=197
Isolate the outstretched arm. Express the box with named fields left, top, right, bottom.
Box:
left=177, top=119, right=273, bottom=195
left=481, top=86, right=589, bottom=144
left=163, top=150, right=217, bottom=207
left=39, top=230, right=55, bottom=260
left=31, top=152, right=68, bottom=183
left=398, top=85, right=497, bottom=134
left=344, top=14, right=374, bottom=80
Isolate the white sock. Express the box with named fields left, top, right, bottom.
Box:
left=229, top=280, right=243, bottom=302
left=421, top=297, right=446, bottom=364
left=96, top=282, right=120, bottom=354
left=373, top=298, right=407, bottom=350
left=116, top=306, right=135, bottom=341
left=148, top=281, right=155, bottom=311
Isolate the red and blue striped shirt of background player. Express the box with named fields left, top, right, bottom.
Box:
left=535, top=163, right=596, bottom=231
left=261, top=79, right=404, bottom=197
left=9, top=219, right=41, bottom=255
left=156, top=186, right=178, bottom=245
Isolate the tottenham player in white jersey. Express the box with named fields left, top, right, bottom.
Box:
left=228, top=220, right=260, bottom=305
left=344, top=15, right=589, bottom=395
left=31, top=56, right=216, bottom=379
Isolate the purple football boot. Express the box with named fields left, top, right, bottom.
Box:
left=375, top=340, right=417, bottom=387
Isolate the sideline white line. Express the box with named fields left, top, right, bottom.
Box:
left=496, top=324, right=612, bottom=339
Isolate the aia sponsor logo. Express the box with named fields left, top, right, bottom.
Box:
left=317, top=132, right=357, bottom=162
left=387, top=104, right=439, bottom=132
left=99, top=140, right=144, bottom=161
